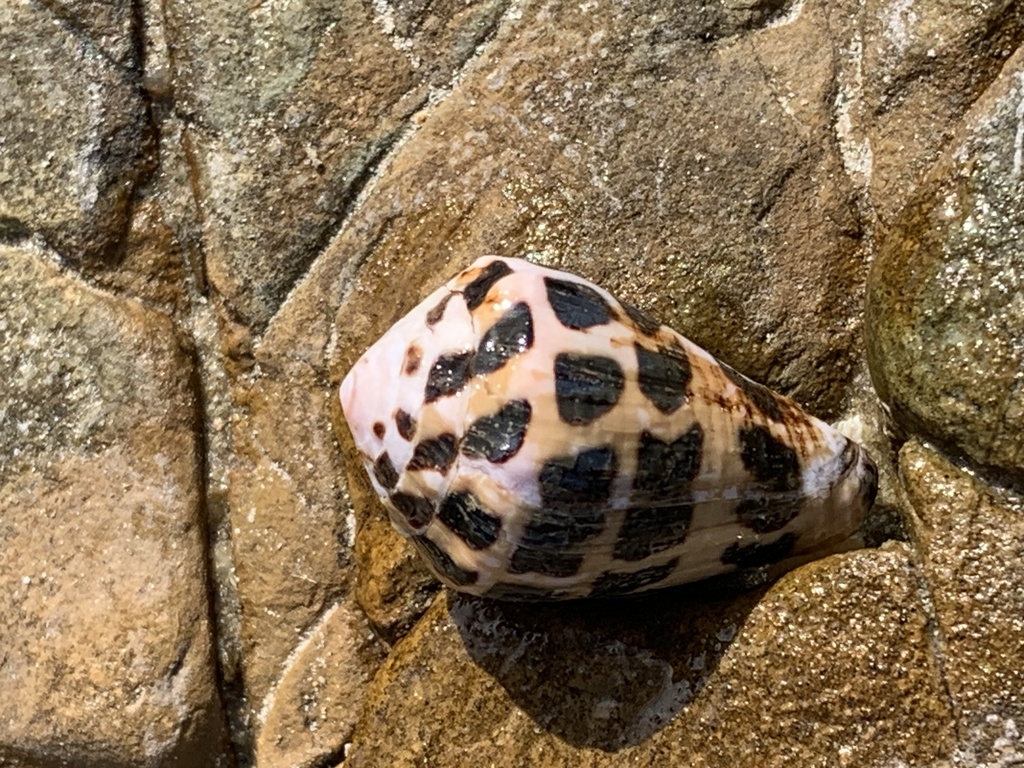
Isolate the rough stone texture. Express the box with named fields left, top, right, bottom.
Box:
left=47, top=0, right=140, bottom=67
left=899, top=440, right=1024, bottom=765
left=255, top=602, right=385, bottom=768
left=347, top=546, right=953, bottom=767
left=866, top=45, right=1024, bottom=476
left=0, top=245, right=229, bottom=766
left=164, top=0, right=510, bottom=336
left=0, top=0, right=153, bottom=263
left=223, top=264, right=362, bottom=758
left=4, top=0, right=1024, bottom=764
left=857, top=2, right=1024, bottom=224
left=331, top=0, right=869, bottom=418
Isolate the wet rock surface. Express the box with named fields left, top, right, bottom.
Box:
left=2, top=0, right=1023, bottom=765
left=867, top=43, right=1024, bottom=476
left=348, top=547, right=953, bottom=768
left=899, top=440, right=1024, bottom=765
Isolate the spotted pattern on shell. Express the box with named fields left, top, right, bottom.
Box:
left=340, top=256, right=878, bottom=600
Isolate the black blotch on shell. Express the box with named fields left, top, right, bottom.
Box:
left=721, top=532, right=798, bottom=569
left=722, top=363, right=786, bottom=423
left=395, top=409, right=417, bottom=441
left=413, top=535, right=478, bottom=587
left=544, top=276, right=613, bottom=330
left=509, top=446, right=616, bottom=578
left=438, top=491, right=502, bottom=550
left=463, top=259, right=513, bottom=310
left=613, top=504, right=694, bottom=562
left=373, top=452, right=399, bottom=490
left=554, top=353, right=624, bottom=425
left=738, top=425, right=801, bottom=491
left=407, top=433, right=459, bottom=473
left=635, top=342, right=692, bottom=415
left=590, top=558, right=679, bottom=597
left=619, top=300, right=662, bottom=336
left=424, top=350, right=475, bottom=403
left=390, top=492, right=434, bottom=529
left=372, top=421, right=386, bottom=439
left=461, top=400, right=532, bottom=463
left=633, top=425, right=703, bottom=498
left=483, top=582, right=567, bottom=601
left=539, top=445, right=617, bottom=510
left=735, top=497, right=802, bottom=534
left=508, top=548, right=585, bottom=579
left=473, top=302, right=534, bottom=375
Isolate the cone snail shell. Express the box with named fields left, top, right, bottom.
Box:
left=340, top=256, right=878, bottom=600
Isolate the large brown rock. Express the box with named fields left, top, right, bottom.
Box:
left=899, top=440, right=1024, bottom=763
left=347, top=546, right=953, bottom=767
left=0, top=245, right=229, bottom=765
left=858, top=1, right=1024, bottom=224
left=164, top=0, right=510, bottom=335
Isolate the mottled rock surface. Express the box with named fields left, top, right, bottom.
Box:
left=164, top=0, right=510, bottom=334
left=2, top=0, right=1023, bottom=765
left=348, top=546, right=952, bottom=768
left=0, top=245, right=228, bottom=766
left=867, top=45, right=1024, bottom=476
left=0, top=0, right=153, bottom=262
left=899, top=440, right=1024, bottom=765
left=255, top=603, right=385, bottom=768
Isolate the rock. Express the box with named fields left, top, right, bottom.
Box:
left=0, top=245, right=230, bottom=765
left=857, top=1, right=1024, bottom=224
left=899, top=440, right=1024, bottom=763
left=47, top=0, right=140, bottom=66
left=256, top=602, right=386, bottom=768
left=866, top=46, right=1024, bottom=476
left=0, top=0, right=153, bottom=262
left=164, top=0, right=509, bottom=335
left=331, top=0, right=869, bottom=418
left=346, top=546, right=954, bottom=767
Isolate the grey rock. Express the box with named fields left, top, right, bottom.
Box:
left=0, top=0, right=152, bottom=262
left=867, top=47, right=1024, bottom=475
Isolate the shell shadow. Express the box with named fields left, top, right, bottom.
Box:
left=448, top=572, right=769, bottom=752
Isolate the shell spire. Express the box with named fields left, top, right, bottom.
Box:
left=340, top=256, right=878, bottom=600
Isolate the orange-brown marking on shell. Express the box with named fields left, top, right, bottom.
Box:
left=776, top=403, right=824, bottom=462
left=404, top=344, right=423, bottom=375
left=453, top=263, right=490, bottom=289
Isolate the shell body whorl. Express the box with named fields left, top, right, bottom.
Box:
left=340, top=256, right=877, bottom=600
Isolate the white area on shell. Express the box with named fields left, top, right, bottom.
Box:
left=801, top=428, right=852, bottom=498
